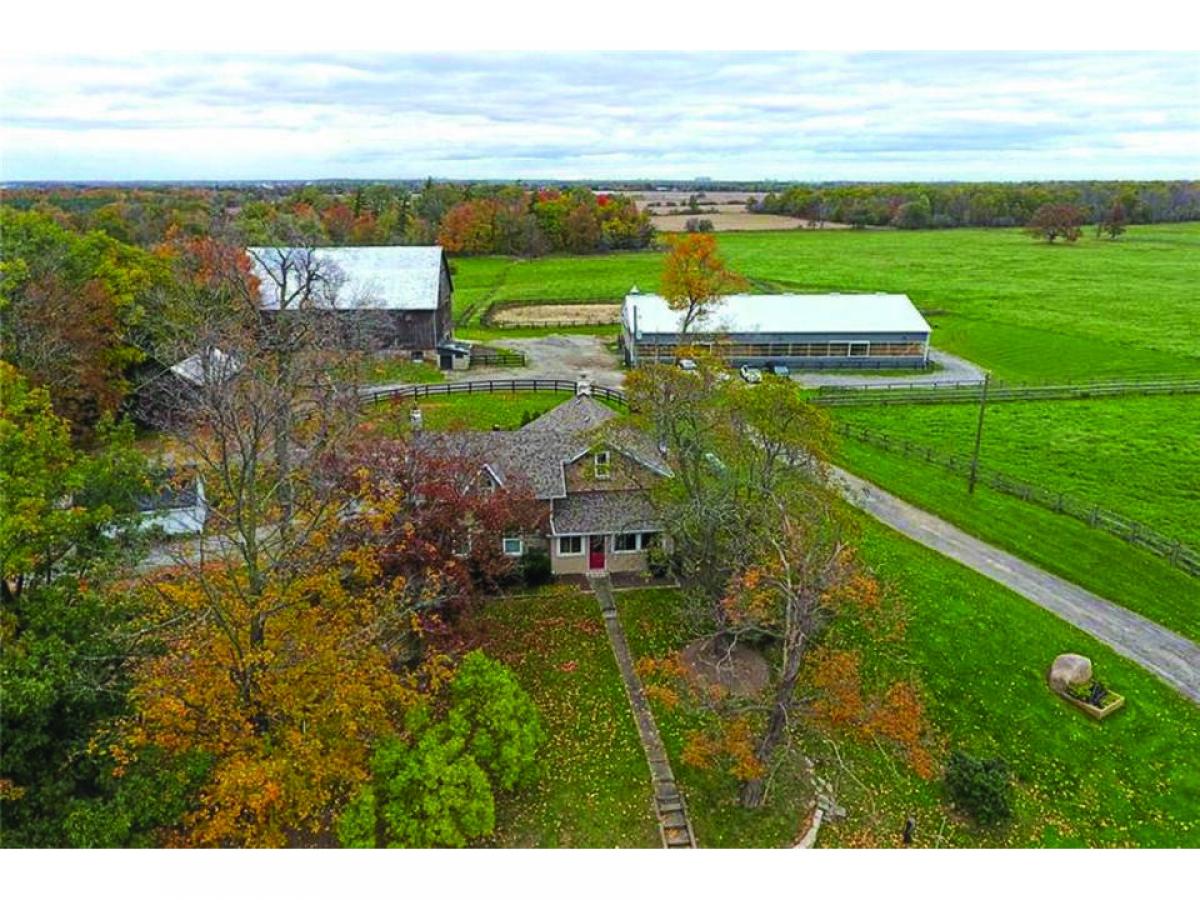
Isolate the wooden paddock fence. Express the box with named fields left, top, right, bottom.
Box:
left=365, top=378, right=629, bottom=408
left=814, top=376, right=1200, bottom=407
left=468, top=347, right=527, bottom=368
left=836, top=421, right=1200, bottom=577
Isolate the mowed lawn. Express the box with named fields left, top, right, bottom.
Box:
left=832, top=438, right=1200, bottom=642
left=451, top=224, right=1200, bottom=381
left=833, top=395, right=1200, bottom=546
left=462, top=588, right=659, bottom=848
left=616, top=512, right=1200, bottom=848
left=364, top=389, right=624, bottom=435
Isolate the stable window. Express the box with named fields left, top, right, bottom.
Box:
left=849, top=342, right=870, bottom=357
left=502, top=536, right=523, bottom=557
left=594, top=451, right=612, bottom=480
left=828, top=342, right=849, bottom=357
left=558, top=535, right=583, bottom=556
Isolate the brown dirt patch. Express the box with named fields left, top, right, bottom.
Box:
left=680, top=636, right=770, bottom=698
left=491, top=303, right=621, bottom=326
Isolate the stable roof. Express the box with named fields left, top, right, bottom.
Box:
left=249, top=246, right=446, bottom=311
left=623, top=290, right=931, bottom=337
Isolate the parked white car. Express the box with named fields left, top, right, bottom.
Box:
left=739, top=365, right=762, bottom=383
left=770, top=364, right=790, bottom=377
left=677, top=357, right=698, bottom=372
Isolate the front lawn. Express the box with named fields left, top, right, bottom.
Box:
left=615, top=512, right=1200, bottom=847
left=462, top=588, right=659, bottom=847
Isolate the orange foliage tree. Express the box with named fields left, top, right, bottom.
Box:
left=659, top=233, right=747, bottom=334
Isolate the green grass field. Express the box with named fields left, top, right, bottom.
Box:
left=833, top=439, right=1200, bottom=642
left=366, top=388, right=624, bottom=435
left=833, top=395, right=1200, bottom=546
left=617, top=511, right=1200, bottom=848
left=463, top=588, right=658, bottom=847
left=451, top=224, right=1200, bottom=381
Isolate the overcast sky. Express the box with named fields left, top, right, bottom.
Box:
left=2, top=52, right=1197, bottom=182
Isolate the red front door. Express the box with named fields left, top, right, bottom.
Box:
left=588, top=535, right=606, bottom=570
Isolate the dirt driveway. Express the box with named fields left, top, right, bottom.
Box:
left=449, top=335, right=626, bottom=387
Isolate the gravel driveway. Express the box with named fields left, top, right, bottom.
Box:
left=449, top=335, right=626, bottom=387
left=792, top=348, right=986, bottom=390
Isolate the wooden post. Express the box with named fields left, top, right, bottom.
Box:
left=967, top=373, right=990, bottom=495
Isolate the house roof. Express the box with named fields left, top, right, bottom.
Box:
left=412, top=394, right=669, bottom=501
left=622, top=290, right=931, bottom=337
left=520, top=393, right=617, bottom=434
left=169, top=348, right=241, bottom=387
left=248, top=246, right=447, bottom=311
left=550, top=491, right=661, bottom=536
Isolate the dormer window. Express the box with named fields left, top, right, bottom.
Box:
left=594, top=450, right=612, bottom=480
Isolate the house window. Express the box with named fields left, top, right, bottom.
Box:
left=594, top=451, right=612, bottom=480
left=452, top=532, right=473, bottom=558
left=558, top=535, right=583, bottom=556
left=614, top=533, right=640, bottom=552
left=502, top=536, right=524, bottom=557
left=411, top=350, right=424, bottom=362
left=641, top=532, right=661, bottom=549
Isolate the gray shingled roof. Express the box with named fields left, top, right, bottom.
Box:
left=520, top=394, right=617, bottom=434
left=550, top=491, right=661, bottom=535
left=412, top=395, right=669, bottom=501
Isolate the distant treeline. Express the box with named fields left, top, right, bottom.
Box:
left=748, top=181, right=1200, bottom=229
left=0, top=181, right=654, bottom=255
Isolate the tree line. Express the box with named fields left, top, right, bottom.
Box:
left=749, top=181, right=1200, bottom=229
left=2, top=181, right=655, bottom=256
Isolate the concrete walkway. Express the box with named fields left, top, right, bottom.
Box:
left=830, top=465, right=1200, bottom=704
left=589, top=574, right=697, bottom=848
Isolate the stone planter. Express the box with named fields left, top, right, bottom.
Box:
left=1054, top=687, right=1125, bottom=720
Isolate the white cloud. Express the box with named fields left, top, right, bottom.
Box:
left=1, top=52, right=1196, bottom=181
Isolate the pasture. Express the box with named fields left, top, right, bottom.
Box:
left=450, top=224, right=1200, bottom=381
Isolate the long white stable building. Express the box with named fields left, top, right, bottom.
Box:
left=620, top=289, right=932, bottom=369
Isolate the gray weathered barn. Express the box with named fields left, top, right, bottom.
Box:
left=621, top=289, right=932, bottom=369
left=250, top=246, right=454, bottom=360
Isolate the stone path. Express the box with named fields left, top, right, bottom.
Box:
left=589, top=574, right=697, bottom=849
left=830, top=466, right=1200, bottom=704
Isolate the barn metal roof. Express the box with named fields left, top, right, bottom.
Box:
left=622, top=290, right=931, bottom=337
left=249, top=246, right=445, bottom=311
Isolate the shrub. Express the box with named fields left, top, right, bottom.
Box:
left=448, top=651, right=545, bottom=792
left=521, top=547, right=552, bottom=587
left=337, top=726, right=494, bottom=848
left=944, top=750, right=1014, bottom=826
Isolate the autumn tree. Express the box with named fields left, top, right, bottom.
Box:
left=720, top=490, right=856, bottom=808
left=659, top=233, right=747, bottom=334
left=624, top=357, right=832, bottom=644
left=0, top=209, right=166, bottom=437
left=1099, top=200, right=1128, bottom=240
left=1025, top=203, right=1086, bottom=243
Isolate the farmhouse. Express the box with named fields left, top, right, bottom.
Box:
left=621, top=289, right=932, bottom=369
left=249, top=246, right=455, bottom=361
left=415, top=390, right=671, bottom=576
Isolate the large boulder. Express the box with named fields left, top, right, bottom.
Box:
left=1049, top=653, right=1093, bottom=693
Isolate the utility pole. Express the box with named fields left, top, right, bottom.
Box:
left=968, top=373, right=990, bottom=495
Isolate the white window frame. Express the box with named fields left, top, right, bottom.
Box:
left=502, top=536, right=524, bottom=557
left=613, top=532, right=641, bottom=553
left=452, top=532, right=474, bottom=558
left=593, top=450, right=612, bottom=480
left=558, top=535, right=584, bottom=556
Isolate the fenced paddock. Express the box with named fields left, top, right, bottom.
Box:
left=835, top=421, right=1200, bottom=577
left=366, top=378, right=629, bottom=408
left=468, top=347, right=527, bottom=368
left=814, top=375, right=1200, bottom=407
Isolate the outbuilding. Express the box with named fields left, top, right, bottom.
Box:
left=249, top=246, right=454, bottom=359
left=621, top=289, right=932, bottom=370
